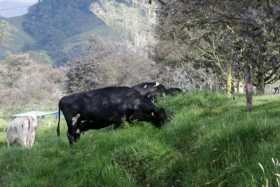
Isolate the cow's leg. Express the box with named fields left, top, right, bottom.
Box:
left=66, top=113, right=81, bottom=144
left=67, top=132, right=74, bottom=145
left=113, top=112, right=128, bottom=129
left=64, top=116, right=76, bottom=145
left=72, top=114, right=81, bottom=142
left=125, top=109, right=135, bottom=124
left=21, top=136, right=28, bottom=148
left=29, top=130, right=35, bottom=148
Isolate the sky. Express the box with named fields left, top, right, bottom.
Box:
left=0, top=0, right=38, bottom=18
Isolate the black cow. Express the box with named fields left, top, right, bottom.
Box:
left=132, top=82, right=184, bottom=101
left=132, top=82, right=167, bottom=100
left=57, top=87, right=167, bottom=144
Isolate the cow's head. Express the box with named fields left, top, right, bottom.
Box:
left=131, top=107, right=167, bottom=127
left=67, top=129, right=81, bottom=144
left=149, top=108, right=167, bottom=127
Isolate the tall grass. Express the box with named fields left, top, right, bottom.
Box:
left=0, top=92, right=280, bottom=187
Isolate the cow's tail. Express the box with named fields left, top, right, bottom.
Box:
left=57, top=101, right=61, bottom=137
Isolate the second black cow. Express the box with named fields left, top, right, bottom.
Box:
left=132, top=82, right=183, bottom=100
left=57, top=86, right=167, bottom=144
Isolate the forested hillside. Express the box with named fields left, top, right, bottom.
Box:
left=0, top=0, right=120, bottom=65
left=21, top=0, right=113, bottom=65
left=0, top=18, right=34, bottom=58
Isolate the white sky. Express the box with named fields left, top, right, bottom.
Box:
left=0, top=0, right=37, bottom=3
left=0, top=0, right=38, bottom=17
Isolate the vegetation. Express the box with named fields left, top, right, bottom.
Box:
left=65, top=37, right=159, bottom=93
left=21, top=0, right=112, bottom=65
left=0, top=53, right=64, bottom=114
left=155, top=0, right=280, bottom=95
left=1, top=1, right=280, bottom=185
left=0, top=19, right=34, bottom=59
left=1, top=93, right=280, bottom=187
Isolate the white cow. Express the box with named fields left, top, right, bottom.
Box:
left=6, top=115, right=38, bottom=148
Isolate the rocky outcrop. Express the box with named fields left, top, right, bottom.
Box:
left=90, top=0, right=160, bottom=57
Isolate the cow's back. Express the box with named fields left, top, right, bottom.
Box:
left=60, top=87, right=143, bottom=119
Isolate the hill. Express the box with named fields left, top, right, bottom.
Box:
left=0, top=0, right=156, bottom=65
left=0, top=0, right=120, bottom=65
left=0, top=18, right=34, bottom=59
left=21, top=0, right=124, bottom=65
left=1, top=93, right=280, bottom=186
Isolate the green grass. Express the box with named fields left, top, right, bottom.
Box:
left=1, top=92, right=280, bottom=187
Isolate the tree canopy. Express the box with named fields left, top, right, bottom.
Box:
left=155, top=0, right=280, bottom=94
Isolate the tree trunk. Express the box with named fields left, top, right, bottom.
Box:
left=245, top=66, right=253, bottom=112
left=226, top=63, right=232, bottom=96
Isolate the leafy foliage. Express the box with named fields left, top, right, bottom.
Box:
left=65, top=37, right=159, bottom=93
left=155, top=0, right=280, bottom=94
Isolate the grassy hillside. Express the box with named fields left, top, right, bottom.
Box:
left=0, top=93, right=280, bottom=187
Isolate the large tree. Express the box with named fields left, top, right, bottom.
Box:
left=154, top=0, right=280, bottom=95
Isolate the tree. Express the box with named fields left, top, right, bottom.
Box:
left=154, top=0, right=280, bottom=96
left=0, top=53, right=65, bottom=112
left=65, top=36, right=160, bottom=93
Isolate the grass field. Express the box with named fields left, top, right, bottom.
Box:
left=0, top=92, right=280, bottom=187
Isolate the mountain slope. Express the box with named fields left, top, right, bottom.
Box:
left=1, top=0, right=154, bottom=64
left=0, top=18, right=34, bottom=59
left=20, top=0, right=115, bottom=64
